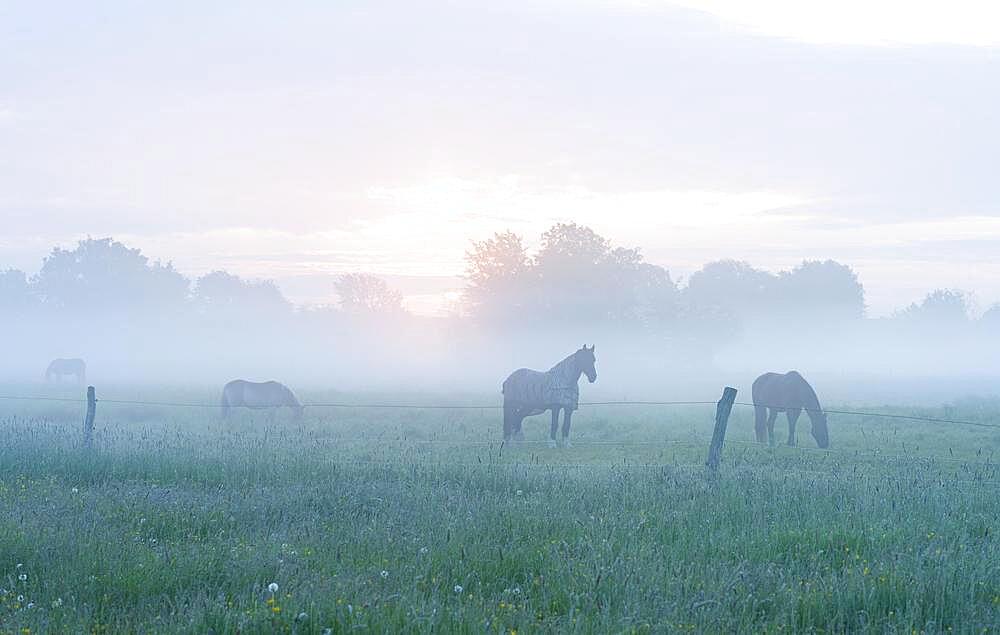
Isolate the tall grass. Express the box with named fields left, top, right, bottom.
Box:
left=0, top=385, right=998, bottom=633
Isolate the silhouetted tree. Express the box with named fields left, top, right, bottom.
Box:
left=533, top=223, right=675, bottom=324
left=464, top=231, right=532, bottom=321
left=535, top=223, right=611, bottom=272
left=335, top=273, right=404, bottom=315
left=631, top=263, right=678, bottom=321
left=193, top=271, right=290, bottom=316
left=775, top=260, right=866, bottom=320
left=683, top=260, right=776, bottom=320
left=465, top=223, right=677, bottom=327
left=896, top=289, right=970, bottom=324
left=0, top=269, right=34, bottom=314
left=32, top=238, right=189, bottom=312
left=980, top=303, right=1000, bottom=329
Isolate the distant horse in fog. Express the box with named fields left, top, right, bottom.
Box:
left=46, top=358, right=86, bottom=384
left=502, top=345, right=597, bottom=448
left=752, top=371, right=829, bottom=448
left=220, top=380, right=304, bottom=421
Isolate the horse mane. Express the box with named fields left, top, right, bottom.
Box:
left=788, top=371, right=821, bottom=411
left=282, top=384, right=302, bottom=407
left=548, top=351, right=579, bottom=375
left=541, top=350, right=581, bottom=392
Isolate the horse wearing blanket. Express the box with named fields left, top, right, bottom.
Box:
left=502, top=345, right=597, bottom=448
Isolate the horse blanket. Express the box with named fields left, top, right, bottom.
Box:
left=502, top=363, right=580, bottom=416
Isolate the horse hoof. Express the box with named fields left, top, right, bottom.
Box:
left=547, top=439, right=557, bottom=449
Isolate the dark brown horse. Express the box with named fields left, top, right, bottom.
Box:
left=752, top=371, right=829, bottom=448
left=502, top=345, right=597, bottom=448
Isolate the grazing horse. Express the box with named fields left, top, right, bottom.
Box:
left=220, top=380, right=304, bottom=420
left=752, top=371, right=829, bottom=448
left=502, top=345, right=597, bottom=448
left=45, top=358, right=86, bottom=384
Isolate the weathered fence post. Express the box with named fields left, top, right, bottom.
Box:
left=83, top=386, right=96, bottom=448
left=706, top=386, right=737, bottom=472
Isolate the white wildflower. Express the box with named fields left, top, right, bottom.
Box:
left=296, top=612, right=308, bottom=621
left=380, top=570, right=389, bottom=578
left=71, top=487, right=79, bottom=494
left=26, top=602, right=34, bottom=609
left=512, top=586, right=522, bottom=595
left=17, top=594, right=24, bottom=602
left=267, top=582, right=279, bottom=594
left=18, top=573, right=26, bottom=582
left=52, top=597, right=63, bottom=608
left=516, top=490, right=523, bottom=496
left=419, top=547, right=428, bottom=554
left=453, top=585, right=463, bottom=594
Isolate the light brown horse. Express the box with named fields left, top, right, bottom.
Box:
left=220, top=380, right=304, bottom=420
left=46, top=358, right=86, bottom=384
left=752, top=371, right=829, bottom=448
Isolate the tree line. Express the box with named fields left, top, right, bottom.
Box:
left=0, top=238, right=403, bottom=320
left=0, top=228, right=990, bottom=332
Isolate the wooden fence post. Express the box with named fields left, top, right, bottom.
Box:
left=83, top=386, right=96, bottom=448
left=706, top=386, right=737, bottom=472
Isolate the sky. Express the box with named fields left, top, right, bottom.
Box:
left=2, top=1, right=999, bottom=316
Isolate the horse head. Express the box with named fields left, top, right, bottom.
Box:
left=810, top=410, right=830, bottom=448
left=578, top=345, right=597, bottom=383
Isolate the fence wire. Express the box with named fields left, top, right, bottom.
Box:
left=2, top=392, right=998, bottom=431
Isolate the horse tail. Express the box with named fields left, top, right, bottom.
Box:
left=753, top=404, right=767, bottom=435
left=220, top=389, right=230, bottom=420
left=753, top=404, right=767, bottom=443
left=284, top=385, right=304, bottom=418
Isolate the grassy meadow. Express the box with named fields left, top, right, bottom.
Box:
left=0, top=384, right=999, bottom=633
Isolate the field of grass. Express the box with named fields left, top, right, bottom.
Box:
left=1, top=384, right=998, bottom=633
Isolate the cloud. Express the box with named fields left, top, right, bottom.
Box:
left=655, top=1, right=1000, bottom=47
left=2, top=1, right=999, bottom=314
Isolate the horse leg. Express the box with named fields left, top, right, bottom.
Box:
left=766, top=409, right=779, bottom=447
left=753, top=405, right=768, bottom=443
left=561, top=408, right=573, bottom=448
left=502, top=405, right=513, bottom=441
left=787, top=408, right=802, bottom=446
left=513, top=410, right=525, bottom=442
left=548, top=408, right=560, bottom=448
